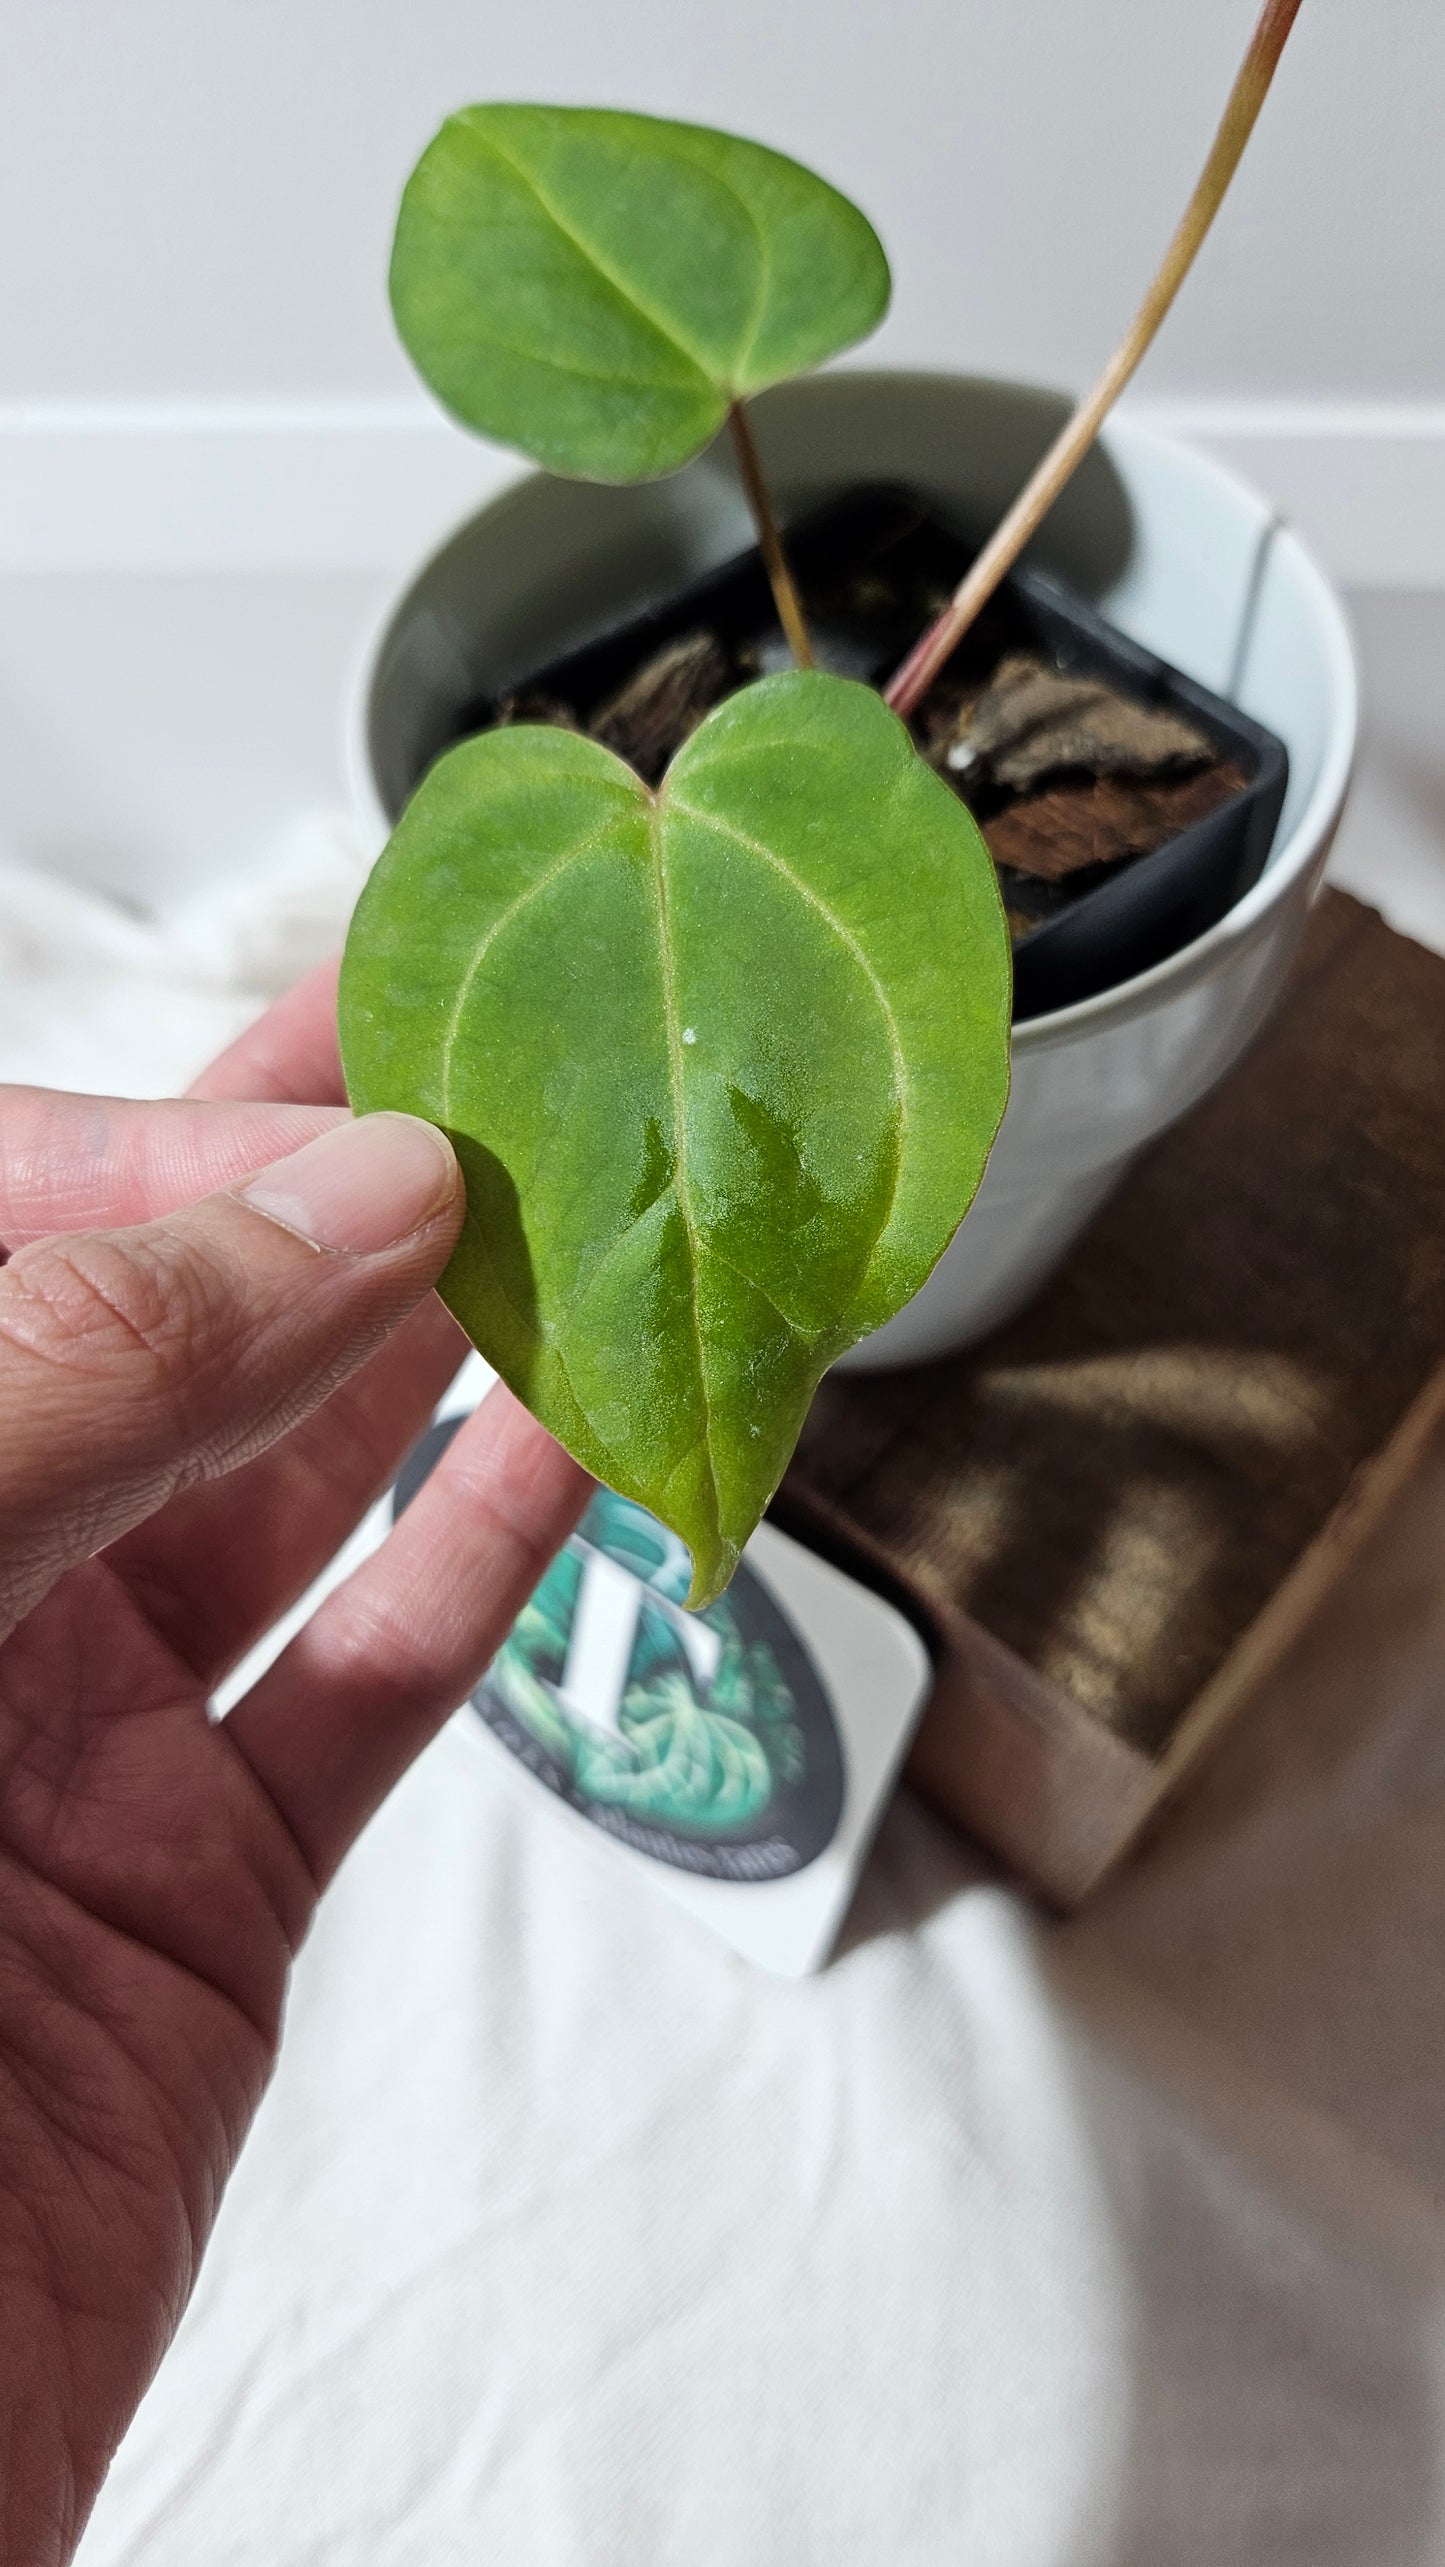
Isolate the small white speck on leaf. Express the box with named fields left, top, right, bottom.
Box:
left=682, top=1027, right=697, bottom=1044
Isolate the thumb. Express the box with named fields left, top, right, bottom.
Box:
left=0, top=1111, right=464, bottom=1636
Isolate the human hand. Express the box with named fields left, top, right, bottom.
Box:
left=0, top=966, right=590, bottom=2563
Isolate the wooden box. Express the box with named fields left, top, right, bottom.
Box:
left=776, top=891, right=1445, bottom=1906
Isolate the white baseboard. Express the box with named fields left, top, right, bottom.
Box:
left=1, top=395, right=1442, bottom=588
left=0, top=400, right=519, bottom=577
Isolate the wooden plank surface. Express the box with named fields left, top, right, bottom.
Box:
left=787, top=891, right=1445, bottom=1761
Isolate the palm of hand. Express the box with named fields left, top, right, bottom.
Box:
left=0, top=1566, right=306, bottom=2520
left=0, top=975, right=588, bottom=2561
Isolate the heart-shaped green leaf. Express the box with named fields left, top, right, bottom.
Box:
left=389, top=105, right=891, bottom=481
left=340, top=672, right=1010, bottom=1605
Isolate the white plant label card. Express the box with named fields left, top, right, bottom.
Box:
left=395, top=1370, right=933, bottom=1976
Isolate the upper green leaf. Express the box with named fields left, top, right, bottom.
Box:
left=339, top=672, right=1010, bottom=1605
left=389, top=104, right=892, bottom=481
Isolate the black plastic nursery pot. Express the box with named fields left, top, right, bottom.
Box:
left=436, top=485, right=1289, bottom=1022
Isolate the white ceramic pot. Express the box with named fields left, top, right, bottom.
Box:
left=347, top=371, right=1358, bottom=1370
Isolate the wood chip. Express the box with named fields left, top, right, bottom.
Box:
left=985, top=760, right=1249, bottom=884
left=588, top=631, right=731, bottom=782
left=940, top=651, right=1214, bottom=794
left=489, top=689, right=580, bottom=733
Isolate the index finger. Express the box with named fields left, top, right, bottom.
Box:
left=225, top=1383, right=591, bottom=1884
left=0, top=1087, right=343, bottom=1244
left=189, top=955, right=346, bottom=1105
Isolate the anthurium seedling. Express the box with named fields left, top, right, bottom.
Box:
left=343, top=9, right=1301, bottom=1604
left=342, top=102, right=1011, bottom=1607
left=388, top=103, right=891, bottom=661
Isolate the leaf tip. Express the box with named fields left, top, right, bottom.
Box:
left=683, top=1537, right=738, bottom=1616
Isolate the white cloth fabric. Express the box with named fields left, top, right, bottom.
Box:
left=0, top=814, right=369, bottom=1096
left=3, top=838, right=1442, bottom=2566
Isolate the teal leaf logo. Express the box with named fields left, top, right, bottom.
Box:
left=395, top=1427, right=845, bottom=1878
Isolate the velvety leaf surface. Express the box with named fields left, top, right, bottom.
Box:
left=389, top=105, right=891, bottom=480
left=340, top=672, right=1010, bottom=1603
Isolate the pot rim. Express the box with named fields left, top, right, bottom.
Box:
left=343, top=374, right=1359, bottom=1050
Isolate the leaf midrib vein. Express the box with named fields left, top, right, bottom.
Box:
left=665, top=790, right=910, bottom=1155
left=645, top=801, right=724, bottom=1568
left=664, top=791, right=909, bottom=1311
left=468, top=127, right=726, bottom=390
left=460, top=325, right=714, bottom=396
left=573, top=1187, right=809, bottom=1347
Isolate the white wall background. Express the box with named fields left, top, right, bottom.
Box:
left=4, top=0, right=1442, bottom=403
left=0, top=0, right=1441, bottom=913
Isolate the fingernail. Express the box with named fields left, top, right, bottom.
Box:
left=238, top=1113, right=458, bottom=1254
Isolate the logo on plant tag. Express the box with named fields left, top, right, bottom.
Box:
left=395, top=1423, right=845, bottom=1880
